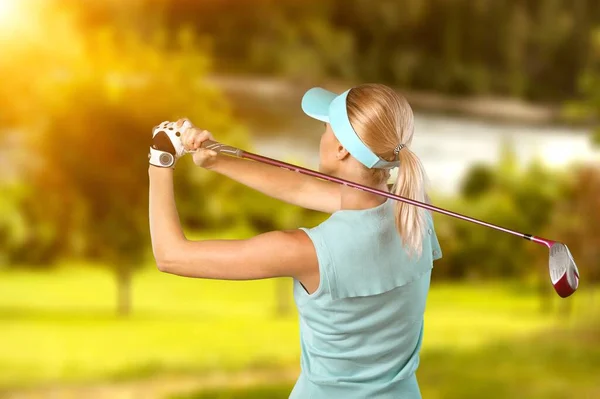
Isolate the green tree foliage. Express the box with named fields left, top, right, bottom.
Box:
left=0, top=183, right=61, bottom=267
left=0, top=4, right=248, bottom=314
left=564, top=28, right=600, bottom=147
left=0, top=3, right=327, bottom=316
left=460, top=164, right=496, bottom=199
left=2, top=1, right=595, bottom=318
left=548, top=165, right=600, bottom=285
left=0, top=5, right=90, bottom=265
left=68, top=0, right=600, bottom=102
left=27, top=26, right=245, bottom=315
left=434, top=142, right=566, bottom=281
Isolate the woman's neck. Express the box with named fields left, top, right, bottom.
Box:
left=339, top=181, right=389, bottom=211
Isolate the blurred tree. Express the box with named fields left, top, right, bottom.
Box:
left=1, top=1, right=331, bottom=317
left=547, top=165, right=600, bottom=303
left=29, top=27, right=243, bottom=316
left=60, top=0, right=600, bottom=102
left=0, top=3, right=90, bottom=264
left=564, top=27, right=600, bottom=148
left=503, top=3, right=529, bottom=98
left=435, top=141, right=564, bottom=287
left=2, top=2, right=246, bottom=315
left=5, top=0, right=596, bottom=318
left=460, top=163, right=496, bottom=199
left=0, top=182, right=66, bottom=267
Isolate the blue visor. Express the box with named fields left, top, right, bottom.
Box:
left=301, top=87, right=400, bottom=169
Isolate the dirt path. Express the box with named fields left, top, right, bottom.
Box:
left=1, top=368, right=299, bottom=399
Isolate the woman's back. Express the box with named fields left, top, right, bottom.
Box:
left=291, top=198, right=442, bottom=398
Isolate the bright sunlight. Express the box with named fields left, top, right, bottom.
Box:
left=0, top=0, right=55, bottom=45
left=0, top=0, right=19, bottom=25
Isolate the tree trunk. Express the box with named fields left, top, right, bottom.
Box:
left=275, top=278, right=291, bottom=317
left=116, top=267, right=132, bottom=317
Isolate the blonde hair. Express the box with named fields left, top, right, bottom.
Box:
left=346, top=83, right=429, bottom=258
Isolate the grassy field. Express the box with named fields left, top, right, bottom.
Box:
left=174, top=320, right=600, bottom=399
left=0, top=264, right=597, bottom=396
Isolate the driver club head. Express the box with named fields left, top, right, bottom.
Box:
left=549, top=242, right=579, bottom=298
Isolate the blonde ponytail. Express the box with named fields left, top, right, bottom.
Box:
left=392, top=146, right=429, bottom=258
left=346, top=83, right=429, bottom=258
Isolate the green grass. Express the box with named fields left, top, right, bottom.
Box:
left=0, top=265, right=299, bottom=389
left=418, top=321, right=600, bottom=399
left=0, top=264, right=596, bottom=392
left=173, top=383, right=294, bottom=399
left=174, top=320, right=600, bottom=399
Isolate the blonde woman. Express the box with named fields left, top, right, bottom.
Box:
left=148, top=83, right=442, bottom=398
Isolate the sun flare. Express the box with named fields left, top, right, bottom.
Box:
left=0, top=0, right=46, bottom=41
left=0, top=0, right=19, bottom=25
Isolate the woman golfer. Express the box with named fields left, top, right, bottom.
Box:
left=148, top=83, right=442, bottom=398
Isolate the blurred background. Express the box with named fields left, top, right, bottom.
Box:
left=0, top=0, right=599, bottom=398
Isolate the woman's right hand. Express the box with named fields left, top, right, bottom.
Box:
left=178, top=120, right=219, bottom=169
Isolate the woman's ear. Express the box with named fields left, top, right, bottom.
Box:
left=336, top=141, right=350, bottom=160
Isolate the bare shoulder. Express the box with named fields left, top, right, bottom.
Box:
left=241, top=229, right=318, bottom=280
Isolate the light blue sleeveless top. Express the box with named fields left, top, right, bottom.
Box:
left=290, top=198, right=442, bottom=399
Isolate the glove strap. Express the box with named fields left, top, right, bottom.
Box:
left=149, top=147, right=176, bottom=168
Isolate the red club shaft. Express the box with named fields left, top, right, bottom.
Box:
left=240, top=150, right=548, bottom=243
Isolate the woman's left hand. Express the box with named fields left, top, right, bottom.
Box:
left=178, top=121, right=219, bottom=169
left=148, top=119, right=192, bottom=169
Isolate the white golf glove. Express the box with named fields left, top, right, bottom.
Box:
left=148, top=119, right=193, bottom=168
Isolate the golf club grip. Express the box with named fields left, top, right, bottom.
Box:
left=200, top=140, right=243, bottom=157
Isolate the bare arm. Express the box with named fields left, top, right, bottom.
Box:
left=210, top=154, right=341, bottom=213
left=149, top=166, right=318, bottom=283
left=148, top=166, right=186, bottom=262
left=156, top=229, right=317, bottom=281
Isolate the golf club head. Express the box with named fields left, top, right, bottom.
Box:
left=549, top=242, right=579, bottom=298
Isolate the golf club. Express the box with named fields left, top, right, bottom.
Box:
left=195, top=140, right=580, bottom=298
